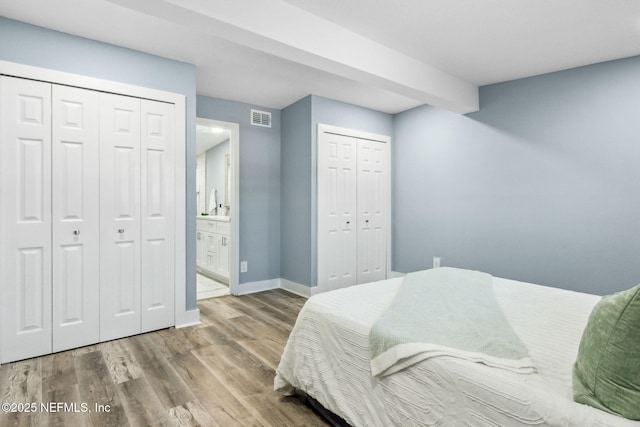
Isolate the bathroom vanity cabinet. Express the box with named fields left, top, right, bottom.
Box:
left=197, top=217, right=230, bottom=282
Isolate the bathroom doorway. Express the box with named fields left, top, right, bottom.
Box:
left=195, top=118, right=239, bottom=298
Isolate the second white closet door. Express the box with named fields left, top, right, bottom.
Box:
left=318, top=127, right=389, bottom=293
left=356, top=139, right=387, bottom=284
left=318, top=132, right=358, bottom=292
left=100, top=93, right=142, bottom=341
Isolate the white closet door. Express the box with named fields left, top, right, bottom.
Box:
left=100, top=93, right=142, bottom=341
left=0, top=76, right=52, bottom=363
left=140, top=100, right=175, bottom=332
left=318, top=132, right=358, bottom=292
left=357, top=139, right=388, bottom=284
left=52, top=85, right=100, bottom=352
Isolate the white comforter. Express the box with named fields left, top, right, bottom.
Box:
left=274, top=276, right=640, bottom=427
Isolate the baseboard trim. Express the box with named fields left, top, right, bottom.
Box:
left=176, top=308, right=200, bottom=328
left=210, top=274, right=405, bottom=300
left=280, top=279, right=314, bottom=298
left=234, top=278, right=280, bottom=296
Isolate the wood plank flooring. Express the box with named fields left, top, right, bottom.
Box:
left=0, top=290, right=328, bottom=427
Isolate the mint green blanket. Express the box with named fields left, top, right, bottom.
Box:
left=369, top=268, right=535, bottom=377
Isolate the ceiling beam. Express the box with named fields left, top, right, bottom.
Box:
left=108, top=0, right=479, bottom=113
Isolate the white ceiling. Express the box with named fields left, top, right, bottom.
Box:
left=1, top=0, right=639, bottom=114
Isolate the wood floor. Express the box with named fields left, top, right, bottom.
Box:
left=0, top=290, right=328, bottom=427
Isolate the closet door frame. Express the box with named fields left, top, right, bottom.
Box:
left=316, top=124, right=391, bottom=294
left=0, top=61, right=191, bottom=331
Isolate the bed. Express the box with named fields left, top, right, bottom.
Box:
left=274, top=268, right=640, bottom=426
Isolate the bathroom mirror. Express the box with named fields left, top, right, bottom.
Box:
left=196, top=119, right=231, bottom=216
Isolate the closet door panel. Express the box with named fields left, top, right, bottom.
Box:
left=0, top=76, right=52, bottom=363
left=357, top=140, right=387, bottom=284
left=140, top=100, right=175, bottom=332
left=52, top=85, right=100, bottom=352
left=100, top=93, right=141, bottom=341
left=318, top=133, right=357, bottom=291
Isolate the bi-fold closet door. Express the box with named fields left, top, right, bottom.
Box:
left=317, top=125, right=390, bottom=293
left=0, top=76, right=175, bottom=363
left=99, top=93, right=175, bottom=342
left=52, top=84, right=101, bottom=353
left=0, top=77, right=55, bottom=362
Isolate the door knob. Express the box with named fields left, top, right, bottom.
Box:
left=118, top=229, right=125, bottom=234
left=73, top=230, right=81, bottom=235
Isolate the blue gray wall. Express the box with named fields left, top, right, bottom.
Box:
left=197, top=95, right=281, bottom=284
left=5, top=17, right=639, bottom=298
left=393, top=56, right=640, bottom=295
left=0, top=17, right=199, bottom=309
left=280, top=95, right=393, bottom=286
left=281, top=96, right=313, bottom=285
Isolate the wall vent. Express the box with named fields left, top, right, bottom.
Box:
left=251, top=109, right=272, bottom=128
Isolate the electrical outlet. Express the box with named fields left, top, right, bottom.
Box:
left=433, top=256, right=441, bottom=268
left=240, top=261, right=248, bottom=273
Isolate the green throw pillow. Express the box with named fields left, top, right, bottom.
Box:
left=573, top=284, right=640, bottom=420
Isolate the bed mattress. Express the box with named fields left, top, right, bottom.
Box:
left=274, top=275, right=640, bottom=426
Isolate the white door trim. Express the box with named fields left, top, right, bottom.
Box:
left=317, top=123, right=392, bottom=293
left=0, top=60, right=188, bottom=328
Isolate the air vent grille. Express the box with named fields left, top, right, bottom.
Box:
left=251, top=109, right=272, bottom=128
